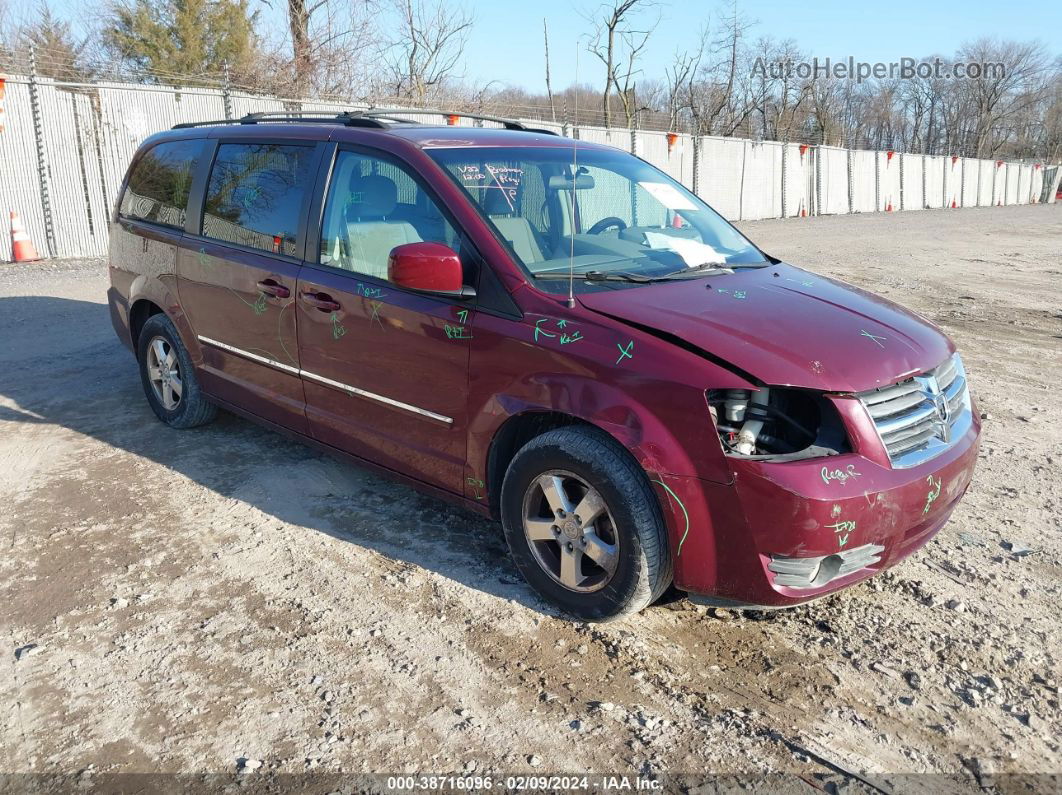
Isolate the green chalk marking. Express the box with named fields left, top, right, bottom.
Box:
left=922, top=475, right=942, bottom=515
left=652, top=479, right=689, bottom=556
left=616, top=340, right=634, bottom=364
left=860, top=329, right=886, bottom=348
left=533, top=318, right=556, bottom=342
left=331, top=312, right=347, bottom=340
left=466, top=477, right=485, bottom=500
left=445, top=324, right=472, bottom=340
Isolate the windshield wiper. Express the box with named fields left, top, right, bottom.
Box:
left=534, top=270, right=657, bottom=283
left=657, top=261, right=771, bottom=279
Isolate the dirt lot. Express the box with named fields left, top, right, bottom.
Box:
left=1, top=205, right=1060, bottom=790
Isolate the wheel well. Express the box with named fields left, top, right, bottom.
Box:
left=486, top=411, right=584, bottom=517
left=129, top=299, right=163, bottom=357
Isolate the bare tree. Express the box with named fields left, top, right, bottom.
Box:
left=542, top=19, right=557, bottom=121
left=379, top=0, right=473, bottom=104
left=663, top=48, right=697, bottom=132
left=286, top=0, right=314, bottom=94
left=256, top=0, right=375, bottom=97
left=957, top=38, right=1053, bottom=156
left=748, top=37, right=810, bottom=140
left=587, top=0, right=657, bottom=129
left=614, top=16, right=657, bottom=128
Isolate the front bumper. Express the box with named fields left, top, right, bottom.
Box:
left=655, top=411, right=980, bottom=608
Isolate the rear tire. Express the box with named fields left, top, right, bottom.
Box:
left=137, top=313, right=216, bottom=429
left=500, top=426, right=672, bottom=621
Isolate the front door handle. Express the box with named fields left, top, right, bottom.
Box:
left=256, top=279, right=290, bottom=299
left=300, top=291, right=341, bottom=312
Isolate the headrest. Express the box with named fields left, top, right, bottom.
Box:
left=482, top=185, right=518, bottom=216
left=349, top=174, right=398, bottom=218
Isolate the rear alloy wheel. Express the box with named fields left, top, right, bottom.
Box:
left=501, top=426, right=672, bottom=621
left=146, top=336, right=182, bottom=411
left=137, top=313, right=217, bottom=429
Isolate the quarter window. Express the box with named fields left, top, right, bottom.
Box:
left=320, top=150, right=459, bottom=280
left=120, top=140, right=202, bottom=228
left=202, top=143, right=315, bottom=256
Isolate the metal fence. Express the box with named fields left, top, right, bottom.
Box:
left=1, top=73, right=1060, bottom=262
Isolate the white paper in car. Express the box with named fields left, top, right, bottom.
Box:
left=644, top=231, right=727, bottom=266
left=638, top=181, right=697, bottom=210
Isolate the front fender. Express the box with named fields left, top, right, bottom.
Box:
left=471, top=376, right=710, bottom=484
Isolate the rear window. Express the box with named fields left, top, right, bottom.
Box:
left=201, top=143, right=315, bottom=256
left=120, top=140, right=202, bottom=228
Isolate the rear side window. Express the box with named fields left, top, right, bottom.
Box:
left=120, top=140, right=202, bottom=228
left=202, top=143, right=315, bottom=256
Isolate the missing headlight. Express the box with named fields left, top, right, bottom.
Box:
left=706, top=388, right=849, bottom=460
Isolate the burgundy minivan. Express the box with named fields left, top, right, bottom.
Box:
left=107, top=110, right=980, bottom=620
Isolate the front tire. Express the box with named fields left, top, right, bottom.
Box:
left=500, top=426, right=672, bottom=621
left=137, top=313, right=216, bottom=429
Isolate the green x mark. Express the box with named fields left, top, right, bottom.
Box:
left=616, top=340, right=634, bottom=364
left=370, top=301, right=384, bottom=328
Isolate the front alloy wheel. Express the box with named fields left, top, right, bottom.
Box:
left=522, top=471, right=619, bottom=592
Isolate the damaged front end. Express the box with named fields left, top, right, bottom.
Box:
left=706, top=387, right=850, bottom=461
left=685, top=357, right=980, bottom=607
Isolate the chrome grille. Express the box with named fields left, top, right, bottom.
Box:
left=858, top=354, right=972, bottom=468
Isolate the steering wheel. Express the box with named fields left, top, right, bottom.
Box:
left=587, top=217, right=627, bottom=235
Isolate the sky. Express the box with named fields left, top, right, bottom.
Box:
left=461, top=0, right=1062, bottom=90
left=45, top=0, right=1062, bottom=91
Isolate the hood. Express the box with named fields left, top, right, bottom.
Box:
left=578, top=263, right=952, bottom=393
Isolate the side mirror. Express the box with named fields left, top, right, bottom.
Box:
left=388, top=242, right=467, bottom=295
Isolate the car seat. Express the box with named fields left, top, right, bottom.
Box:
left=482, top=186, right=546, bottom=265
left=339, top=174, right=423, bottom=278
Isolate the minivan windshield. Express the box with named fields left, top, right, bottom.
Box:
left=427, top=145, right=768, bottom=288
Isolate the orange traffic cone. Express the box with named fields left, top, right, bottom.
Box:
left=9, top=211, right=41, bottom=263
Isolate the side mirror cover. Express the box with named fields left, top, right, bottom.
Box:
left=388, top=242, right=463, bottom=293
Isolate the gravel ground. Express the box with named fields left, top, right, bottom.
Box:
left=1, top=204, right=1060, bottom=790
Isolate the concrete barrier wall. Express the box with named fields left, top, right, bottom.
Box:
left=816, top=146, right=850, bottom=216
left=783, top=144, right=812, bottom=217
left=850, top=150, right=876, bottom=213
left=879, top=153, right=900, bottom=212
left=901, top=154, right=924, bottom=211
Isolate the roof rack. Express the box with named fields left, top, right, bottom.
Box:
left=172, top=110, right=395, bottom=130
left=360, top=108, right=557, bottom=133
left=173, top=108, right=558, bottom=135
